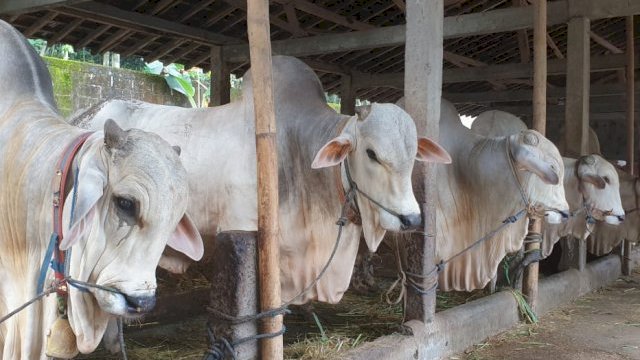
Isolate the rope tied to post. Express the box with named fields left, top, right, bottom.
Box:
left=204, top=170, right=366, bottom=360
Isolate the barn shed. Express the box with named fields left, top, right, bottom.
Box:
left=1, top=0, right=638, bottom=359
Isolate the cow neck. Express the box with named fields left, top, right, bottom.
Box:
left=38, top=132, right=94, bottom=298
left=333, top=117, right=361, bottom=225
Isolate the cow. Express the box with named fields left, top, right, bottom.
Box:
left=587, top=168, right=640, bottom=255
left=472, top=110, right=624, bottom=258
left=384, top=100, right=569, bottom=292
left=0, top=20, right=203, bottom=358
left=70, top=55, right=452, bottom=305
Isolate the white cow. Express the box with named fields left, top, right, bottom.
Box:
left=472, top=110, right=624, bottom=257
left=0, top=21, right=202, bottom=358
left=71, top=56, right=452, bottom=305
left=587, top=169, right=640, bottom=255
left=405, top=100, right=570, bottom=291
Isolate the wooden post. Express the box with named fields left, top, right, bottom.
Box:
left=623, top=15, right=635, bottom=276
left=246, top=0, right=283, bottom=358
left=340, top=74, right=356, bottom=116
left=626, top=15, right=635, bottom=176
left=210, top=46, right=231, bottom=106
left=403, top=0, right=443, bottom=323
left=564, top=15, right=591, bottom=157
left=522, top=0, right=547, bottom=312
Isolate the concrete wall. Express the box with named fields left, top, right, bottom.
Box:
left=344, top=255, right=622, bottom=360
left=44, top=57, right=190, bottom=118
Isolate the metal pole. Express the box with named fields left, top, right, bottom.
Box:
left=246, top=0, right=283, bottom=358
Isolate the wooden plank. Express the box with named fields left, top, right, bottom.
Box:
left=121, top=34, right=159, bottom=57
left=351, top=53, right=635, bottom=89
left=0, top=0, right=86, bottom=14
left=403, top=0, right=442, bottom=323
left=223, top=0, right=304, bottom=36
left=210, top=46, right=230, bottom=106
left=97, top=28, right=131, bottom=53
left=392, top=0, right=406, bottom=13
left=246, top=0, right=283, bottom=358
left=76, top=24, right=110, bottom=48
left=626, top=16, right=635, bottom=175
left=282, top=3, right=307, bottom=37
left=523, top=0, right=546, bottom=313
left=564, top=16, right=591, bottom=157
left=546, top=32, right=564, bottom=59
left=64, top=1, right=240, bottom=45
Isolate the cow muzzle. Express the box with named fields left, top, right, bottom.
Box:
left=124, top=294, right=156, bottom=314
left=398, top=213, right=422, bottom=231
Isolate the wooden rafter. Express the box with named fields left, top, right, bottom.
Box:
left=546, top=32, right=564, bottom=59
left=166, top=42, right=202, bottom=65
left=590, top=30, right=623, bottom=53
left=178, top=0, right=215, bottom=22
left=23, top=11, right=57, bottom=37
left=222, top=0, right=303, bottom=36
left=272, top=0, right=374, bottom=31
left=121, top=34, right=159, bottom=57
left=147, top=38, right=184, bottom=63
left=49, top=17, right=82, bottom=43
left=76, top=24, right=110, bottom=48
left=392, top=0, right=406, bottom=13
left=63, top=1, right=240, bottom=45
left=283, top=3, right=307, bottom=37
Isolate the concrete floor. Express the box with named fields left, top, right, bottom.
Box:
left=453, top=268, right=640, bottom=360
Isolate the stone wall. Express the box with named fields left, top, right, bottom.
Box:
left=44, top=57, right=190, bottom=118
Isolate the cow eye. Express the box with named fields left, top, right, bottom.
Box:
left=114, top=196, right=138, bottom=221
left=604, top=176, right=610, bottom=184
left=366, top=149, right=380, bottom=163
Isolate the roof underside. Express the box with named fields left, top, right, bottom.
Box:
left=1, top=0, right=638, bottom=117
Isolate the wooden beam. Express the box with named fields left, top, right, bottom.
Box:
left=22, top=11, right=57, bottom=37
left=590, top=30, right=623, bottom=54
left=352, top=53, right=637, bottom=89
left=121, top=34, right=159, bottom=57
left=179, top=0, right=215, bottom=22
left=223, top=0, right=304, bottom=36
left=564, top=16, right=591, bottom=158
left=282, top=3, right=307, bottom=37
left=146, top=38, right=184, bottom=63
left=392, top=0, right=406, bottom=13
left=246, top=0, right=283, bottom=357
left=514, top=0, right=530, bottom=63
left=166, top=42, right=203, bottom=65
left=64, top=1, right=240, bottom=45
left=273, top=0, right=374, bottom=31
left=76, top=24, right=110, bottom=48
left=403, top=0, right=442, bottom=324
left=0, top=0, right=86, bottom=14
left=223, top=0, right=640, bottom=62
left=546, top=32, right=564, bottom=59
left=97, top=28, right=131, bottom=53
left=49, top=17, right=82, bottom=43
left=444, top=82, right=640, bottom=104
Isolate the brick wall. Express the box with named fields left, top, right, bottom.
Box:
left=44, top=57, right=190, bottom=118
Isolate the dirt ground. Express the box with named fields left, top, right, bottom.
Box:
left=453, top=268, right=640, bottom=360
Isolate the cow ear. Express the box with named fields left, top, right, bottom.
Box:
left=60, top=155, right=107, bottom=250
left=416, top=137, right=452, bottom=164
left=582, top=174, right=606, bottom=190
left=167, top=213, right=203, bottom=261
left=311, top=135, right=353, bottom=169
left=104, top=119, right=128, bottom=150
left=511, top=138, right=560, bottom=185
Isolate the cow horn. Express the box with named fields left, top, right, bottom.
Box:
left=522, top=131, right=539, bottom=146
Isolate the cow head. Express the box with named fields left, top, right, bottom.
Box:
left=576, top=155, right=625, bottom=224
left=311, top=103, right=451, bottom=251
left=508, top=129, right=569, bottom=224
left=60, top=120, right=203, bottom=353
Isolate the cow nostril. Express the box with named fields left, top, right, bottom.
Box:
left=559, top=210, right=569, bottom=219
left=398, top=214, right=422, bottom=228
left=617, top=215, right=625, bottom=222
left=124, top=294, right=156, bottom=313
